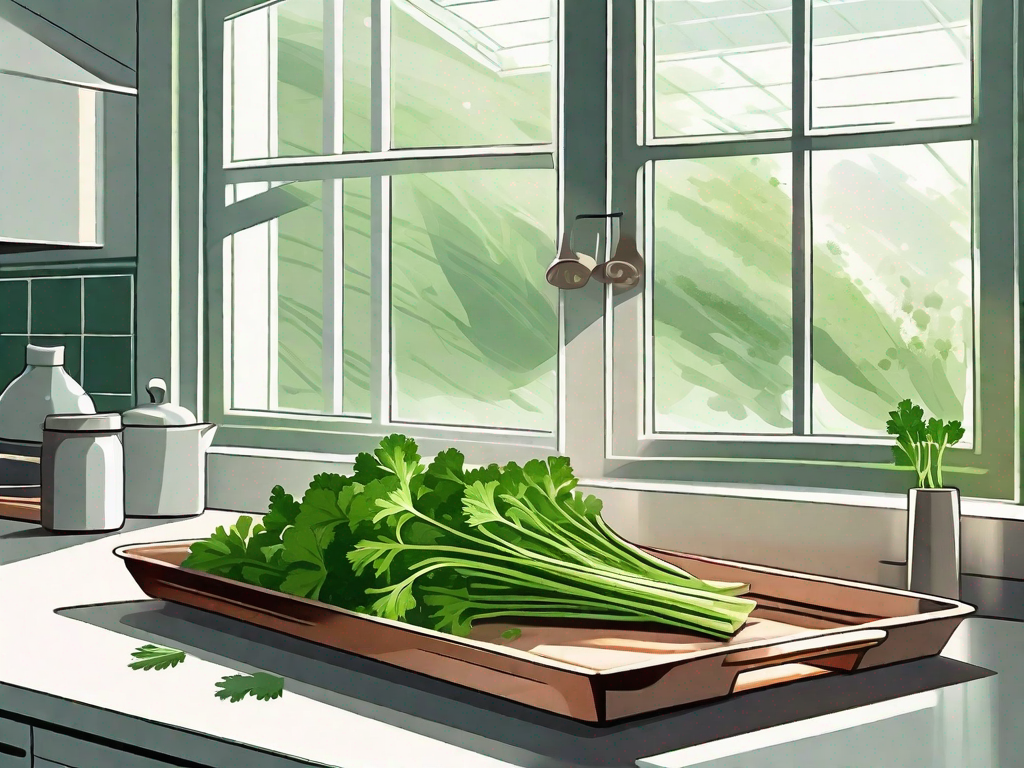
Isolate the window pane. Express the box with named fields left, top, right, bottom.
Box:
left=391, top=0, right=554, bottom=148
left=342, top=178, right=372, bottom=415
left=391, top=170, right=558, bottom=430
left=811, top=142, right=974, bottom=437
left=653, top=156, right=793, bottom=433
left=651, top=0, right=792, bottom=139
left=276, top=181, right=326, bottom=412
left=225, top=180, right=370, bottom=416
left=811, top=0, right=971, bottom=131
left=226, top=0, right=371, bottom=161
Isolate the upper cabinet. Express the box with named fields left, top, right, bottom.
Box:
left=0, top=4, right=135, bottom=250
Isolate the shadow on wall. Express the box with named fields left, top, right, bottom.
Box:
left=961, top=517, right=1024, bottom=620
left=632, top=490, right=908, bottom=588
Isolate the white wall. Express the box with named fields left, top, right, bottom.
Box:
left=13, top=0, right=136, bottom=66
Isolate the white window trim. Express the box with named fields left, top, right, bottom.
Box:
left=140, top=0, right=1023, bottom=508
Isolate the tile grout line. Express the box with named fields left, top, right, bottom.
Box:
left=0, top=334, right=133, bottom=338
left=0, top=276, right=133, bottom=392
left=80, top=277, right=86, bottom=386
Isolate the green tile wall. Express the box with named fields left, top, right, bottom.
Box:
left=0, top=275, right=134, bottom=412
left=0, top=281, right=27, bottom=334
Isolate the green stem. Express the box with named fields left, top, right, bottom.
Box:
left=935, top=437, right=948, bottom=488
left=532, top=486, right=636, bottom=565
left=591, top=516, right=746, bottom=594
left=377, top=549, right=748, bottom=636
left=358, top=541, right=754, bottom=615
left=925, top=440, right=935, bottom=488
left=471, top=522, right=747, bottom=604
left=492, top=493, right=627, bottom=570
left=895, top=439, right=922, bottom=485
left=466, top=609, right=673, bottom=627
left=500, top=492, right=636, bottom=571
left=402, top=553, right=750, bottom=633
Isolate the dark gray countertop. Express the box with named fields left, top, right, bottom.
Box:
left=0, top=515, right=176, bottom=566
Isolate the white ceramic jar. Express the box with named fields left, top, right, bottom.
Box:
left=40, top=413, right=124, bottom=533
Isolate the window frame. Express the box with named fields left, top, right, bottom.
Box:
left=202, top=0, right=565, bottom=465
left=575, top=0, right=1020, bottom=500
left=147, top=0, right=1019, bottom=503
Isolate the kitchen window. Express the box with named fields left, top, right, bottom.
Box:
left=206, top=0, right=560, bottom=463
left=594, top=0, right=1018, bottom=499
left=200, top=0, right=1019, bottom=499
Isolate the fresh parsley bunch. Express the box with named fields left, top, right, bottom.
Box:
left=183, top=435, right=757, bottom=640
left=886, top=399, right=966, bottom=488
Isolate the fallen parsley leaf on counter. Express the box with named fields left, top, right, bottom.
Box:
left=129, top=644, right=186, bottom=671
left=215, top=672, right=284, bottom=703
left=500, top=628, right=522, bottom=642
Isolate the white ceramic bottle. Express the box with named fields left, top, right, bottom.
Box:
left=0, top=344, right=95, bottom=499
left=0, top=344, right=95, bottom=444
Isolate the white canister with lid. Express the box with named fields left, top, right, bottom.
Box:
left=122, top=378, right=217, bottom=518
left=40, top=413, right=124, bottom=533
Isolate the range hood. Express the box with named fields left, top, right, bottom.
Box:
left=0, top=1, right=135, bottom=250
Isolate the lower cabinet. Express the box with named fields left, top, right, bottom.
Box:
left=33, top=730, right=183, bottom=768
left=0, top=714, right=29, bottom=768
left=0, top=712, right=314, bottom=768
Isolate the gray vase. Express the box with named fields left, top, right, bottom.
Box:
left=907, top=487, right=961, bottom=600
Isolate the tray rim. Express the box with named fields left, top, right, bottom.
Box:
left=115, top=538, right=975, bottom=678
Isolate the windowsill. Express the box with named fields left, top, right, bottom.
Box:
left=209, top=444, right=358, bottom=465
left=208, top=445, right=1024, bottom=521
left=583, top=477, right=1023, bottom=520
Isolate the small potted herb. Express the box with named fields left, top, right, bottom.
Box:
left=887, top=399, right=966, bottom=599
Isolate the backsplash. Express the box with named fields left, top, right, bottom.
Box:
left=0, top=275, right=134, bottom=412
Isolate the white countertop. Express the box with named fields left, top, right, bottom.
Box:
left=0, top=511, right=520, bottom=768
left=0, top=511, right=1006, bottom=768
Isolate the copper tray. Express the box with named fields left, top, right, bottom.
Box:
left=116, top=540, right=974, bottom=723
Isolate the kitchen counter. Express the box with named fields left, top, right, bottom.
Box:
left=0, top=511, right=1016, bottom=767
left=0, top=515, right=168, bottom=566
left=639, top=616, right=1016, bottom=768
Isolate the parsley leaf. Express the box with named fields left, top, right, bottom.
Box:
left=214, top=672, right=284, bottom=703
left=185, top=434, right=756, bottom=641
left=128, top=644, right=186, bottom=671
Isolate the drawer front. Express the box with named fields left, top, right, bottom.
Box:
left=0, top=715, right=29, bottom=767
left=33, top=730, right=181, bottom=768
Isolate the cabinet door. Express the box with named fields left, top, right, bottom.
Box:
left=33, top=759, right=70, bottom=768
left=0, top=714, right=29, bottom=767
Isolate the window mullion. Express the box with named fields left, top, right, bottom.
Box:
left=370, top=0, right=392, bottom=426
left=323, top=0, right=345, bottom=414
left=559, top=0, right=610, bottom=473
left=791, top=0, right=810, bottom=436
left=266, top=8, right=280, bottom=411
